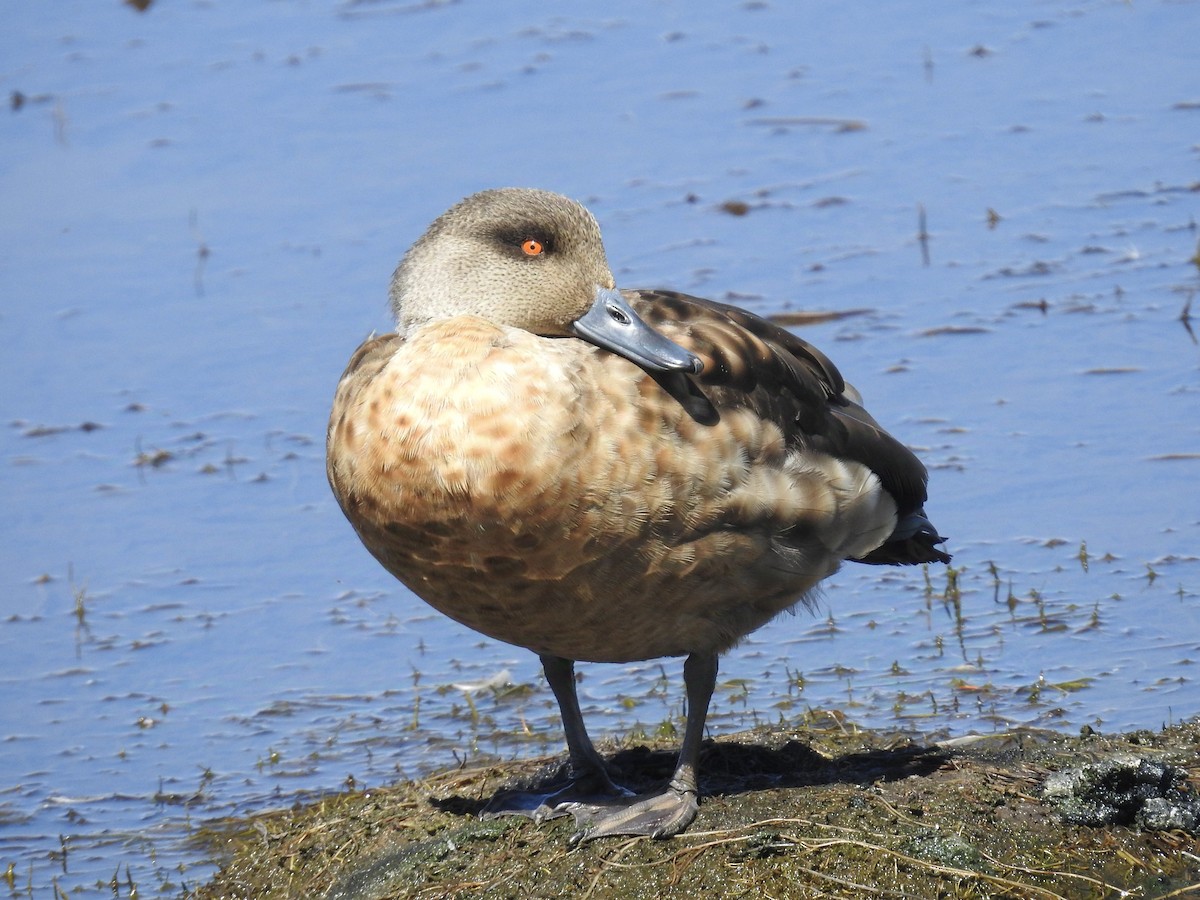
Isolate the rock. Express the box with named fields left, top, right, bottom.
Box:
left=1042, top=755, right=1200, bottom=833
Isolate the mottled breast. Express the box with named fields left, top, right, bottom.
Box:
left=326, top=311, right=896, bottom=661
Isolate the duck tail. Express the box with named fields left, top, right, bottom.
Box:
left=850, top=508, right=951, bottom=566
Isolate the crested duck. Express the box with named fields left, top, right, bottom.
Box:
left=326, top=187, right=949, bottom=842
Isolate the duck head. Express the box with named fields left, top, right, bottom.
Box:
left=389, top=188, right=702, bottom=375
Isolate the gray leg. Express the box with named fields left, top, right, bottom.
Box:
left=541, top=655, right=612, bottom=781
left=482, top=655, right=628, bottom=822
left=567, top=651, right=718, bottom=842
left=668, top=650, right=719, bottom=799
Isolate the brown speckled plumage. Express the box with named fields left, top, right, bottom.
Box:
left=326, top=188, right=949, bottom=841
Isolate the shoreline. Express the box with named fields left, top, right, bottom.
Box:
left=192, top=714, right=1200, bottom=898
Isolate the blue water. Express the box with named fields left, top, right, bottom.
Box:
left=2, top=0, right=1197, bottom=894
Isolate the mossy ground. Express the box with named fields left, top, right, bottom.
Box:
left=191, top=715, right=1199, bottom=899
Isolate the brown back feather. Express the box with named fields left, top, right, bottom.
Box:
left=629, top=289, right=932, bottom=520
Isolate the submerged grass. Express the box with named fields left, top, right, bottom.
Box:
left=191, top=717, right=1200, bottom=899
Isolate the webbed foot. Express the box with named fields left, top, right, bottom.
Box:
left=564, top=781, right=699, bottom=843
left=481, top=766, right=633, bottom=824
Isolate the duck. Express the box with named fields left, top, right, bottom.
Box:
left=326, top=187, right=949, bottom=842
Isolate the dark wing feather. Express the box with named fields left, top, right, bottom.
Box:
left=628, top=289, right=949, bottom=565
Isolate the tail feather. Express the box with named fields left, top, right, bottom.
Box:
left=850, top=508, right=950, bottom=566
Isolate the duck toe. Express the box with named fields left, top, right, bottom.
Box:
left=565, top=785, right=699, bottom=843
left=482, top=766, right=633, bottom=823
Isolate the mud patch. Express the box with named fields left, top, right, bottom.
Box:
left=193, top=716, right=1200, bottom=899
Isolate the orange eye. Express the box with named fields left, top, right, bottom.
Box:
left=521, top=238, right=544, bottom=256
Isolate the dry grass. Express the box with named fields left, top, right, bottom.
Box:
left=190, top=717, right=1200, bottom=899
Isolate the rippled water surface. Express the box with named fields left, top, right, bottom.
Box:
left=2, top=0, right=1198, bottom=894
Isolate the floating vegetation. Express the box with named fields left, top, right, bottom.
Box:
left=20, top=421, right=103, bottom=438
left=767, top=308, right=873, bottom=326
left=745, top=116, right=867, bottom=133
left=919, top=325, right=990, bottom=337
left=134, top=447, right=173, bottom=468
